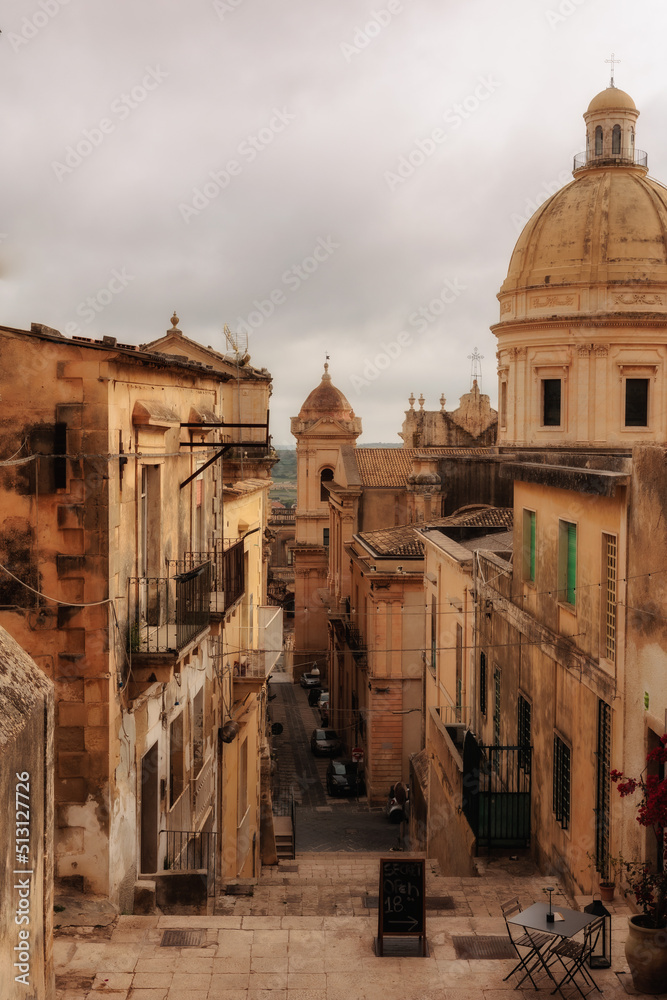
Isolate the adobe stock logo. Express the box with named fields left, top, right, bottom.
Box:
left=179, top=108, right=296, bottom=223
left=51, top=67, right=168, bottom=181
left=384, top=75, right=501, bottom=191
left=7, top=0, right=73, bottom=53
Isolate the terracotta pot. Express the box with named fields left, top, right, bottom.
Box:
left=599, top=882, right=615, bottom=902
left=625, top=915, right=667, bottom=994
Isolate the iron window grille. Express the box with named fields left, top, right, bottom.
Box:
left=553, top=734, right=571, bottom=829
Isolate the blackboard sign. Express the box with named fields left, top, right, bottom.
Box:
left=377, top=858, right=426, bottom=956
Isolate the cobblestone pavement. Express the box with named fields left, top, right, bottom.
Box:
left=267, top=672, right=402, bottom=854
left=55, top=855, right=644, bottom=1000
left=54, top=669, right=653, bottom=999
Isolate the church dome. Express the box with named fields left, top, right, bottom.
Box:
left=298, top=363, right=356, bottom=421
left=493, top=85, right=667, bottom=450
left=497, top=85, right=665, bottom=309
left=500, top=169, right=667, bottom=296
left=587, top=86, right=636, bottom=112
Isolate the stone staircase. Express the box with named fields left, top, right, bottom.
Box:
left=273, top=815, right=295, bottom=860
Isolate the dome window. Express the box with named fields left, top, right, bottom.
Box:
left=595, top=126, right=603, bottom=156
left=612, top=124, right=621, bottom=155
left=320, top=467, right=334, bottom=501
left=542, top=378, right=562, bottom=427
left=625, top=378, right=649, bottom=427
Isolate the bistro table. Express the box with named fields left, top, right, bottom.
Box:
left=507, top=901, right=600, bottom=998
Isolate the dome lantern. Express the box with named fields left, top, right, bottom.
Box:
left=574, top=83, right=645, bottom=174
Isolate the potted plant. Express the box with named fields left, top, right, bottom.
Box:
left=586, top=851, right=625, bottom=901
left=611, top=734, right=667, bottom=994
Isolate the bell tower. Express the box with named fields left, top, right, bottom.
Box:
left=290, top=362, right=361, bottom=677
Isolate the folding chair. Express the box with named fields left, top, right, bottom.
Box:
left=548, top=916, right=603, bottom=998
left=502, top=897, right=554, bottom=990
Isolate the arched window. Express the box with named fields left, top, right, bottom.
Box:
left=320, top=467, right=334, bottom=501
left=595, top=126, right=603, bottom=156
left=612, top=124, right=621, bottom=155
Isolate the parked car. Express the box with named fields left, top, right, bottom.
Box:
left=307, top=685, right=323, bottom=706
left=326, top=759, right=365, bottom=797
left=310, top=728, right=342, bottom=756
left=316, top=690, right=329, bottom=723
left=300, top=671, right=321, bottom=688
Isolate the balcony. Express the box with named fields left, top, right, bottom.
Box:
left=128, top=561, right=212, bottom=658
left=573, top=148, right=647, bottom=172
left=232, top=606, right=283, bottom=689
left=176, top=540, right=245, bottom=616
left=329, top=608, right=368, bottom=667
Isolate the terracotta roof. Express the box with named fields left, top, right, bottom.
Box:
left=356, top=507, right=513, bottom=558
left=426, top=506, right=514, bottom=529
left=354, top=448, right=493, bottom=487
left=221, top=478, right=270, bottom=497
left=356, top=523, right=424, bottom=558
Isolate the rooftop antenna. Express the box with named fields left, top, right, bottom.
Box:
left=605, top=52, right=620, bottom=88
left=223, top=323, right=248, bottom=358
left=468, top=346, right=484, bottom=390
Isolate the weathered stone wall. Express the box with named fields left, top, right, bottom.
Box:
left=0, top=625, right=55, bottom=1000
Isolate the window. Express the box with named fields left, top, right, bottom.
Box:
left=323, top=528, right=329, bottom=547
left=429, top=596, right=437, bottom=675
left=602, top=533, right=617, bottom=661
left=518, top=695, right=531, bottom=773
left=500, top=380, right=507, bottom=429
left=595, top=126, right=603, bottom=155
left=238, top=737, right=248, bottom=819
left=553, top=734, right=571, bottom=829
left=612, top=124, right=621, bottom=154
left=625, top=378, right=649, bottom=427
left=493, top=667, right=501, bottom=773
left=542, top=379, right=562, bottom=426
left=493, top=667, right=501, bottom=748
left=595, top=701, right=612, bottom=877
left=320, top=467, right=334, bottom=501
left=455, top=624, right=463, bottom=718
left=54, top=422, right=68, bottom=490
left=558, top=520, right=577, bottom=606
left=169, top=713, right=184, bottom=807
left=479, top=650, right=487, bottom=715
left=522, top=510, right=536, bottom=583
left=192, top=688, right=204, bottom=777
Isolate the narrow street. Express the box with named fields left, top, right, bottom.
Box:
left=267, top=670, right=403, bottom=854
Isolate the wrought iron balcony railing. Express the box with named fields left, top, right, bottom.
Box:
left=127, top=560, right=212, bottom=654
left=573, top=148, right=647, bottom=171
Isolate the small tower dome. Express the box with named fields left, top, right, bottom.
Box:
left=577, top=85, right=643, bottom=172
left=298, top=361, right=357, bottom=423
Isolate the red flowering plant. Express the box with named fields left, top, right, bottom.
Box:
left=611, top=734, right=667, bottom=929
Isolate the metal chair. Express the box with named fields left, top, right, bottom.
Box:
left=502, top=897, right=554, bottom=989
left=548, top=916, right=603, bottom=998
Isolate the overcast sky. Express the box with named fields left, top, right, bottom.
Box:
left=2, top=0, right=667, bottom=444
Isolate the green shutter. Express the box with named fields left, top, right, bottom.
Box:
left=567, top=523, right=577, bottom=604
left=530, top=512, right=536, bottom=582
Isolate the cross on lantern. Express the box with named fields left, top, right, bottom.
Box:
left=605, top=52, right=620, bottom=87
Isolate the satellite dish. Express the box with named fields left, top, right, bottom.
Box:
left=271, top=722, right=284, bottom=736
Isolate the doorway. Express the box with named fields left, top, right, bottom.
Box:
left=141, top=742, right=159, bottom=873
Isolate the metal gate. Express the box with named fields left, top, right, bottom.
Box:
left=462, top=732, right=531, bottom=850
left=163, top=830, right=217, bottom=896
